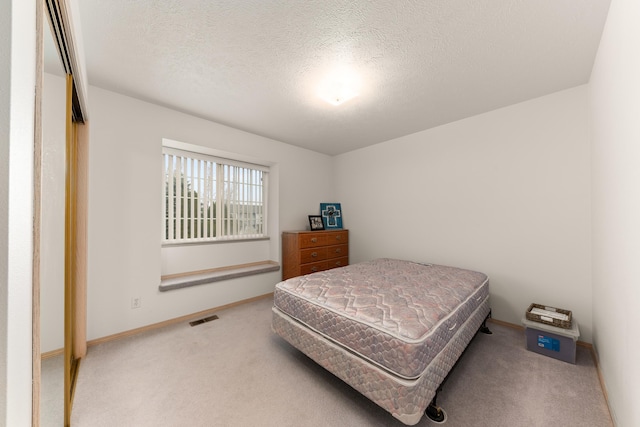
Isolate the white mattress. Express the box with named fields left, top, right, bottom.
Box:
left=273, top=258, right=489, bottom=379
left=272, top=258, right=491, bottom=425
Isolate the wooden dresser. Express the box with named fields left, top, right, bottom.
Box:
left=282, top=230, right=349, bottom=280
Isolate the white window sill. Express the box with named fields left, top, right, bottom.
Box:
left=159, top=261, right=280, bottom=292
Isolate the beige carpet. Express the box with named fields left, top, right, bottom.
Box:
left=65, top=296, right=612, bottom=426
left=41, top=355, right=64, bottom=427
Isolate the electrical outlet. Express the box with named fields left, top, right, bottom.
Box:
left=131, top=297, right=142, bottom=309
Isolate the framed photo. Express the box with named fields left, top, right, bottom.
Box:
left=320, top=203, right=343, bottom=229
left=308, top=215, right=325, bottom=230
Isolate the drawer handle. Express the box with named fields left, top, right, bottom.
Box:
left=336, top=235, right=341, bottom=240
left=311, top=252, right=318, bottom=257
left=311, top=267, right=318, bottom=272
left=336, top=261, right=342, bottom=266
left=311, top=238, right=317, bottom=243
left=335, top=248, right=342, bottom=254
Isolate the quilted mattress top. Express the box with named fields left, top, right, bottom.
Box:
left=273, top=258, right=489, bottom=379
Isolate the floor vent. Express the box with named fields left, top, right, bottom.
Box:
left=189, top=314, right=219, bottom=327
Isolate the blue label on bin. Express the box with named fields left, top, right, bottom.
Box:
left=537, top=335, right=560, bottom=352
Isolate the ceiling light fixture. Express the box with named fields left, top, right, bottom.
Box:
left=318, top=69, right=360, bottom=106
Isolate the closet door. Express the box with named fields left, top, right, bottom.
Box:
left=63, top=73, right=88, bottom=426
left=39, top=1, right=90, bottom=426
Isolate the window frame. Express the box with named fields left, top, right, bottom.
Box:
left=162, top=141, right=269, bottom=246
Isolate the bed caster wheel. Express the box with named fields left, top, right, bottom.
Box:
left=425, top=404, right=447, bottom=424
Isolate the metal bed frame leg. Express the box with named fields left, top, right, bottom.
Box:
left=424, top=310, right=493, bottom=422
left=425, top=391, right=447, bottom=423
left=480, top=310, right=493, bottom=335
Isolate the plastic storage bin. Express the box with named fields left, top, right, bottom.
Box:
left=522, top=317, right=580, bottom=364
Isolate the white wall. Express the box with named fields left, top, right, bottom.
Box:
left=81, top=82, right=334, bottom=341
left=0, top=0, right=36, bottom=424
left=590, top=0, right=640, bottom=425
left=335, top=86, right=593, bottom=341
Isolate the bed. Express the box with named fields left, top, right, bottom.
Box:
left=271, top=258, right=491, bottom=425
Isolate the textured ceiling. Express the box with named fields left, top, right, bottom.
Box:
left=52, top=1, right=610, bottom=155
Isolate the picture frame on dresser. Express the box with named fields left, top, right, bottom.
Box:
left=308, top=215, right=324, bottom=230
left=320, top=203, right=343, bottom=229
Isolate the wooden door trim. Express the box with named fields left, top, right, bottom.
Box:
left=32, top=2, right=44, bottom=426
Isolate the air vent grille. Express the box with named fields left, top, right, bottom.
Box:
left=189, top=314, right=219, bottom=327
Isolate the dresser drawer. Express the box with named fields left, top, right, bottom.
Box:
left=300, top=247, right=328, bottom=264
left=325, top=230, right=348, bottom=245
left=328, top=256, right=348, bottom=269
left=326, top=244, right=348, bottom=259
left=299, top=233, right=327, bottom=248
left=300, top=261, right=329, bottom=275
left=300, top=256, right=348, bottom=276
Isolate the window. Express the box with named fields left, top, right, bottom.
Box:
left=162, top=146, right=268, bottom=243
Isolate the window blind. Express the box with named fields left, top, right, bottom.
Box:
left=163, top=147, right=267, bottom=243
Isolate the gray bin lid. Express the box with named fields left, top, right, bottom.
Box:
left=521, top=316, right=580, bottom=340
